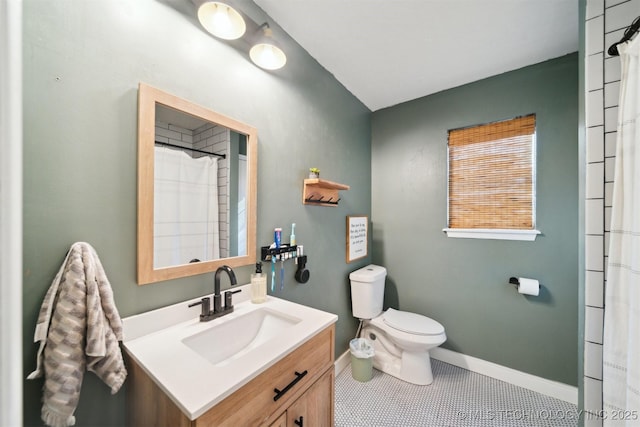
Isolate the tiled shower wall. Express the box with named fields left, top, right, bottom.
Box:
left=584, top=0, right=640, bottom=424
left=193, top=123, right=230, bottom=257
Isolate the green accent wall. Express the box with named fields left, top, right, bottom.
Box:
left=22, top=1, right=370, bottom=425
left=371, top=53, right=579, bottom=385
left=22, top=0, right=581, bottom=425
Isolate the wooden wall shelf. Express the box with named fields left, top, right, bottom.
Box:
left=303, top=178, right=350, bottom=206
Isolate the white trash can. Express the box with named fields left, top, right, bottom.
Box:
left=349, top=338, right=374, bottom=382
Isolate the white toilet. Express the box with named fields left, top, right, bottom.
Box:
left=349, top=264, right=446, bottom=385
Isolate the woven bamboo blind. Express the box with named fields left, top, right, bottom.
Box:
left=448, top=115, right=535, bottom=230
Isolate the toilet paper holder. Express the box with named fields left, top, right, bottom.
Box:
left=509, top=277, right=540, bottom=291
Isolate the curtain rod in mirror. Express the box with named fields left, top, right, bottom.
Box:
left=155, top=140, right=226, bottom=159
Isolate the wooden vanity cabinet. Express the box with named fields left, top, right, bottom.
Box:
left=272, top=368, right=334, bottom=427
left=126, top=325, right=335, bottom=427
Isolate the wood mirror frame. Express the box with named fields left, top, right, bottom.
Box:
left=137, top=83, right=257, bottom=284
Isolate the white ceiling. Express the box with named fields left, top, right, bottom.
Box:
left=254, top=0, right=579, bottom=111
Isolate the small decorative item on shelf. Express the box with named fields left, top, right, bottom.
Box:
left=309, top=167, right=320, bottom=179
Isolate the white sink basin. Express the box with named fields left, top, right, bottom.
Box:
left=122, top=284, right=337, bottom=420
left=182, top=308, right=301, bottom=366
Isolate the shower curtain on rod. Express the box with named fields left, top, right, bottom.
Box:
left=602, top=35, right=640, bottom=425
left=153, top=147, right=220, bottom=268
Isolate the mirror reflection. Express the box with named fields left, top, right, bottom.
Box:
left=137, top=83, right=257, bottom=285
left=154, top=104, right=248, bottom=268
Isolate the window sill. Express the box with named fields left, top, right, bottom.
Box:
left=442, top=228, right=541, bottom=241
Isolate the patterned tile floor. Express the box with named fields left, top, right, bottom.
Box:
left=335, top=359, right=578, bottom=427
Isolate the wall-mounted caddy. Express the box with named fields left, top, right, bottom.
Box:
left=261, top=245, right=298, bottom=262
left=302, top=178, right=350, bottom=206
left=260, top=245, right=310, bottom=284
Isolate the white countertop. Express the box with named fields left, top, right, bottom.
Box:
left=122, top=284, right=338, bottom=420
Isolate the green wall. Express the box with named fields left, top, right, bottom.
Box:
left=371, top=53, right=579, bottom=385
left=22, top=1, right=370, bottom=425
left=21, top=0, right=581, bottom=424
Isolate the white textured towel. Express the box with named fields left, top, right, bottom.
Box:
left=28, top=242, right=127, bottom=427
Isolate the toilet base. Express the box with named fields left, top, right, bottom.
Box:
left=362, top=325, right=436, bottom=385
left=372, top=348, right=434, bottom=385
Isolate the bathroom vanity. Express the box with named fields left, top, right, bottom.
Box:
left=123, top=285, right=337, bottom=426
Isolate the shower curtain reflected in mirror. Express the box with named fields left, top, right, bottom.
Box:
left=154, top=147, right=220, bottom=268
left=602, top=34, right=640, bottom=425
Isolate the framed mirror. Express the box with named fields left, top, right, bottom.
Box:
left=137, top=83, right=257, bottom=284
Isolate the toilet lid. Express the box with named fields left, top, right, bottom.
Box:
left=383, top=308, right=445, bottom=336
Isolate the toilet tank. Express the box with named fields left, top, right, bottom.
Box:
left=349, top=264, right=387, bottom=319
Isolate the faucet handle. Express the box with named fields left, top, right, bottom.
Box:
left=224, top=290, right=242, bottom=310
left=188, top=297, right=211, bottom=319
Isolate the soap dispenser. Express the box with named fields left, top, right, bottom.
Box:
left=251, top=262, right=267, bottom=303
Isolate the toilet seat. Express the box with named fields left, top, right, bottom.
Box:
left=383, top=308, right=445, bottom=336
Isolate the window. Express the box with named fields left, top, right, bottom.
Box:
left=444, top=114, right=540, bottom=241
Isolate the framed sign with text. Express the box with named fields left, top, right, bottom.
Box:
left=346, top=215, right=368, bottom=263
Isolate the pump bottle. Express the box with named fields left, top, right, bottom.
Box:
left=251, top=262, right=267, bottom=303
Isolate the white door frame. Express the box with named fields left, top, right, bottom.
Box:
left=0, top=1, right=23, bottom=425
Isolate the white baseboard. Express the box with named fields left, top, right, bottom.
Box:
left=333, top=346, right=578, bottom=404
left=430, top=347, right=578, bottom=404
left=335, top=350, right=351, bottom=376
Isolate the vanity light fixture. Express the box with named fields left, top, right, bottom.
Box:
left=249, top=23, right=287, bottom=70
left=197, top=1, right=246, bottom=40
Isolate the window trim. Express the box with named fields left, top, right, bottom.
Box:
left=442, top=228, right=541, bottom=241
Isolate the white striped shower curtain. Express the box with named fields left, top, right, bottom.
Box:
left=602, top=34, right=640, bottom=426
left=153, top=147, right=220, bottom=268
